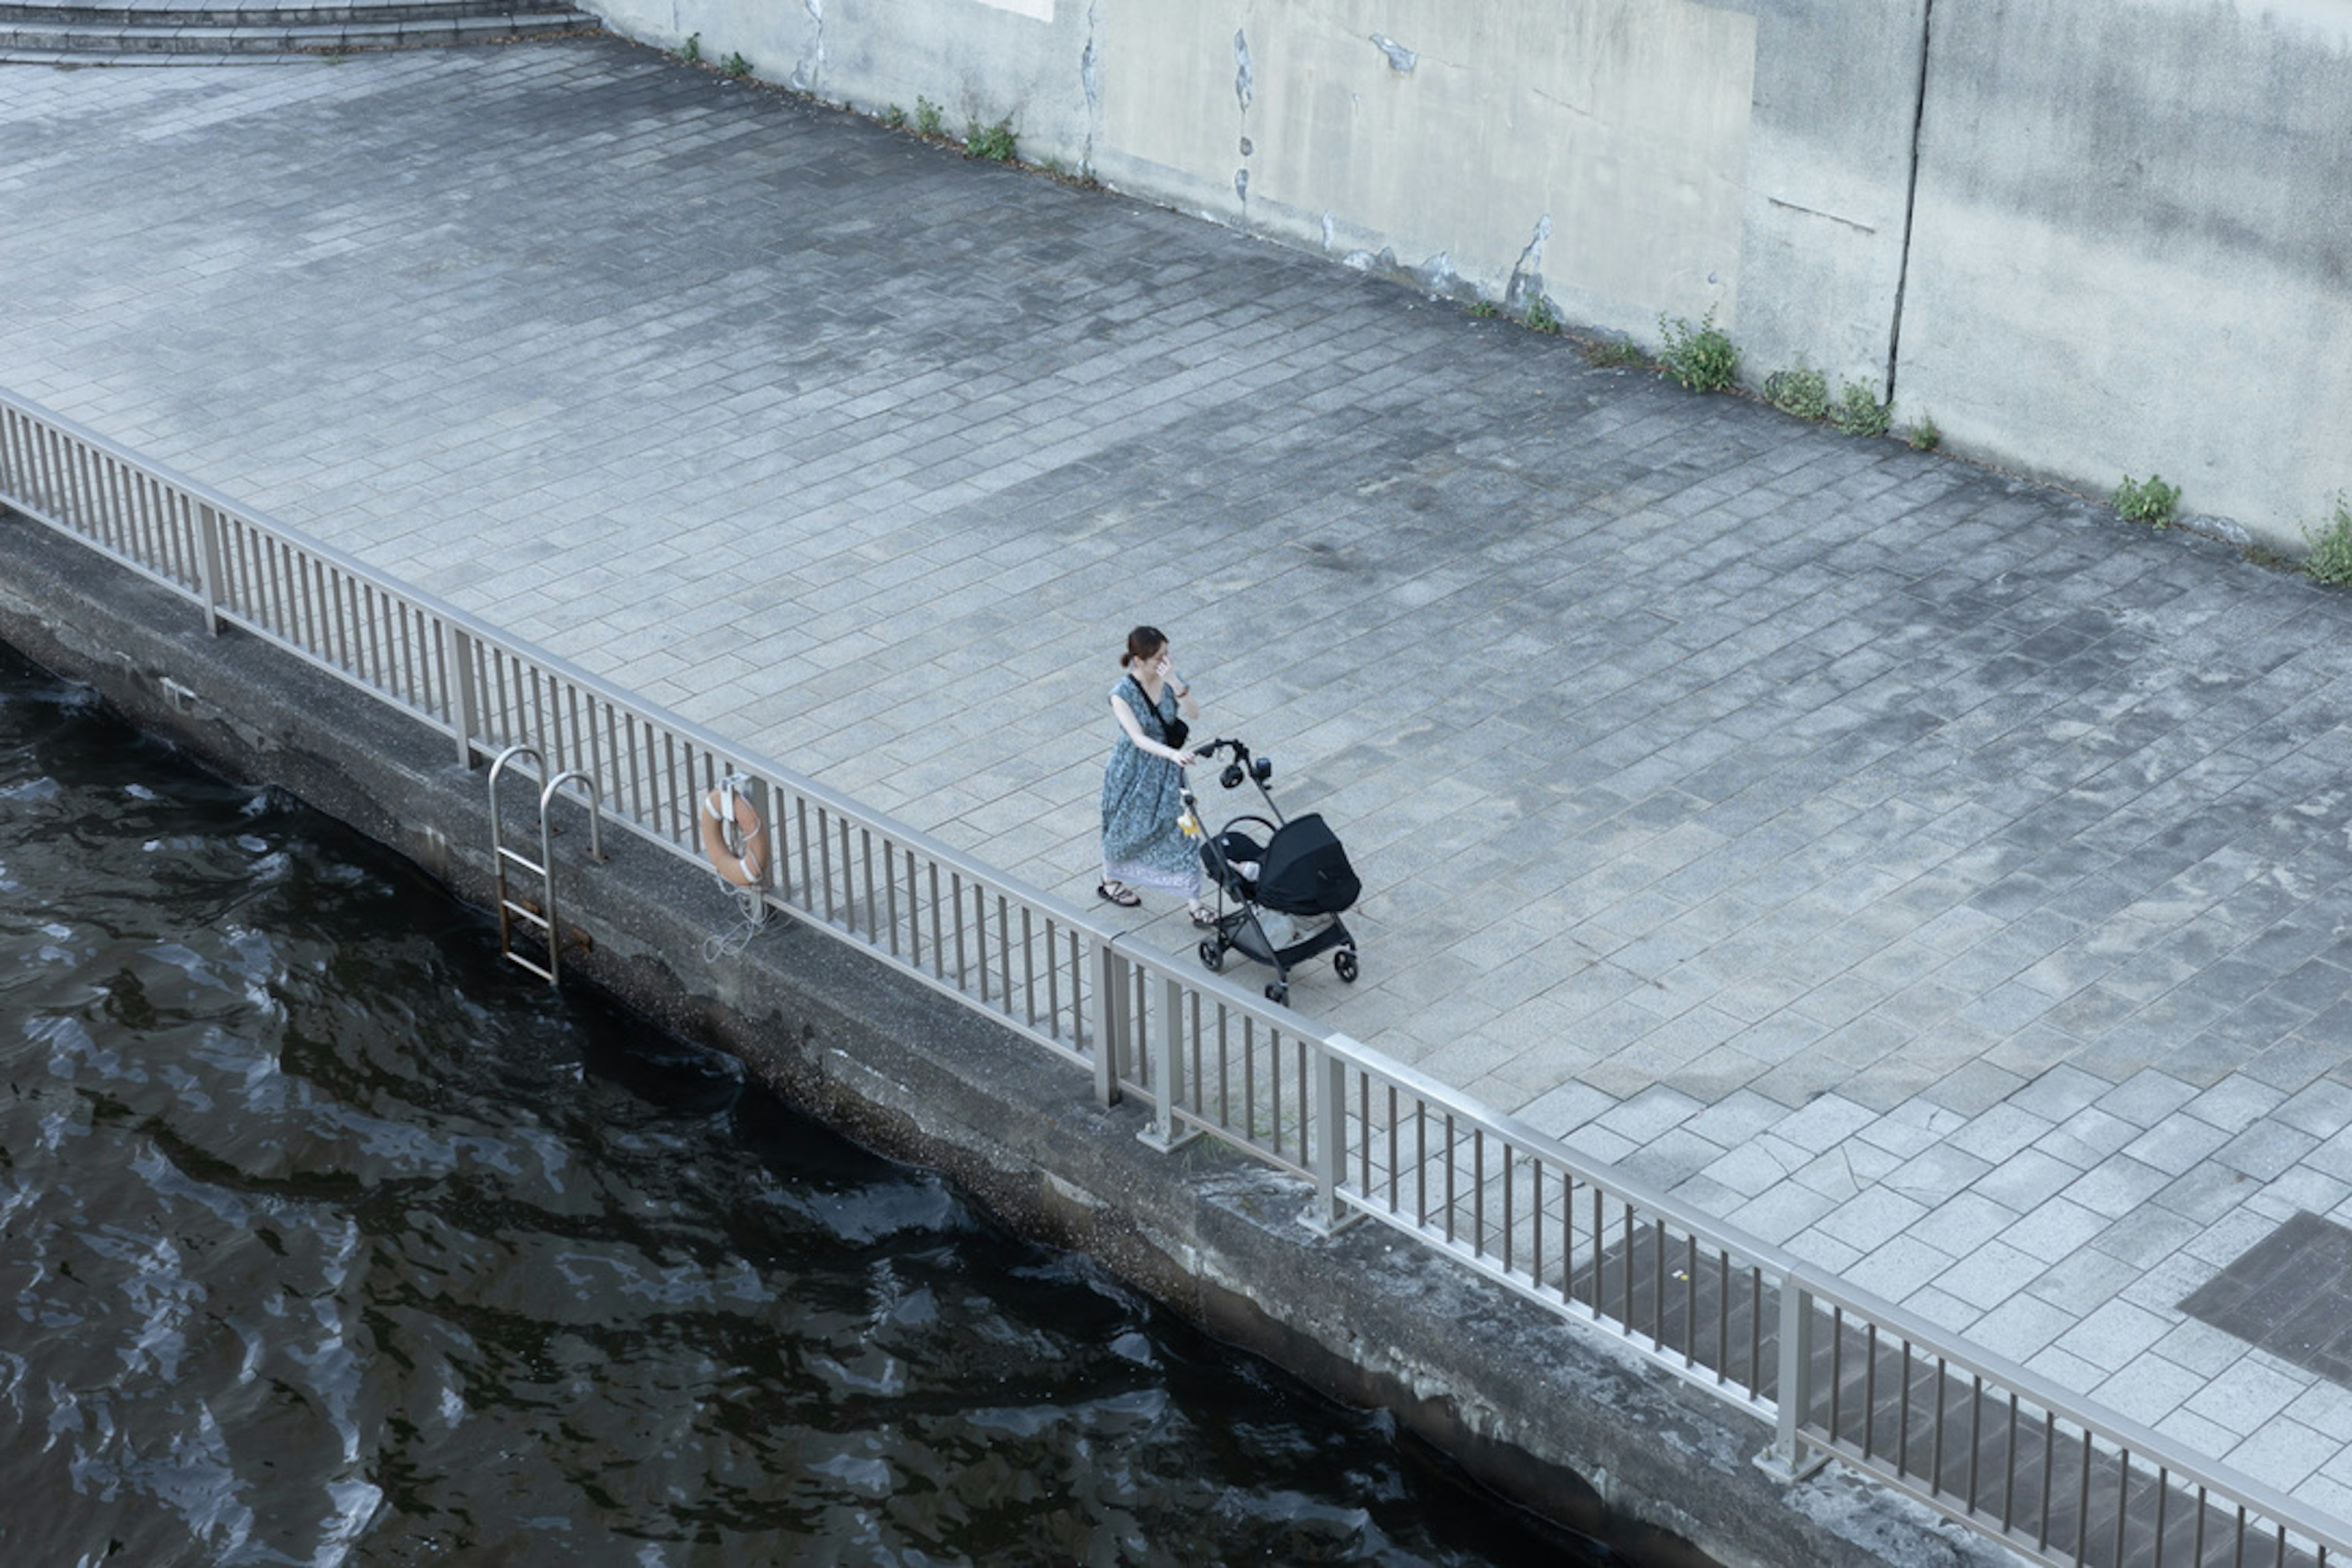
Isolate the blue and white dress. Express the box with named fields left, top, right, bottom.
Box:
left=1100, top=677, right=1198, bottom=896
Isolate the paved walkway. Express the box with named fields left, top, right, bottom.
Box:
left=6, top=40, right=2352, bottom=1522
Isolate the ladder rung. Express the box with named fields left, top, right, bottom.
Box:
left=503, top=949, right=556, bottom=982
left=497, top=846, right=545, bottom=876
left=502, top=901, right=550, bottom=932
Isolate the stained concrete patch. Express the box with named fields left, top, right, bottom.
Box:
left=2180, top=1211, right=2352, bottom=1390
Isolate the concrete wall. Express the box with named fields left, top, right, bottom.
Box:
left=1894, top=0, right=2352, bottom=546
left=583, top=0, right=2352, bottom=552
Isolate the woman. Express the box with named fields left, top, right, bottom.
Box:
left=1098, top=625, right=1214, bottom=926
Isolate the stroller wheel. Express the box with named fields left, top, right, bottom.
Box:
left=1198, top=940, right=1224, bottom=973
left=1264, top=982, right=1288, bottom=1006
left=1334, top=949, right=1359, bottom=983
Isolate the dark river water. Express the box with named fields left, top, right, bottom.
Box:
left=0, top=643, right=1615, bottom=1567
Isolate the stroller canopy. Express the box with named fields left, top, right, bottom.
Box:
left=1254, top=814, right=1361, bottom=916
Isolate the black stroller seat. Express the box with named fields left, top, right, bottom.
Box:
left=1185, top=740, right=1361, bottom=1006
left=1252, top=813, right=1361, bottom=916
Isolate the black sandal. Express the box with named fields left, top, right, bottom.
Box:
left=1098, top=882, right=1142, bottom=908
left=1189, top=905, right=1219, bottom=929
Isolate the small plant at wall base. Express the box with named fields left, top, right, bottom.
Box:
left=1765, top=366, right=1829, bottom=421
left=2113, top=473, right=2181, bottom=529
left=965, top=119, right=1018, bottom=162
left=914, top=96, right=944, bottom=138
left=1905, top=412, right=1940, bottom=451
left=723, top=51, right=750, bottom=77
left=1524, top=296, right=1562, bottom=334
left=2305, top=493, right=2352, bottom=586
left=1831, top=377, right=1890, bottom=437
left=882, top=104, right=906, bottom=129
left=1586, top=337, right=1646, bottom=369
left=679, top=31, right=699, bottom=61
left=1468, top=299, right=1499, bottom=320
left=1657, top=308, right=1738, bottom=393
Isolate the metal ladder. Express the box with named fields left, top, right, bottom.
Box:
left=486, top=744, right=604, bottom=984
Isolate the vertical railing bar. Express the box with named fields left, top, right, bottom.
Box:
left=1928, top=1354, right=1945, bottom=1494
left=2003, top=1393, right=2018, bottom=1534
left=1651, top=1214, right=1665, bottom=1345
left=1446, top=1114, right=1460, bottom=1246
left=1472, top=1128, right=1486, bottom=1258
left=949, top=870, right=967, bottom=988
left=1243, top=1015, right=1257, bottom=1142
left=2039, top=1408, right=2056, bottom=1551
left=1829, top=1305, right=1845, bottom=1447
left=1966, top=1374, right=1983, bottom=1517
left=1501, top=1142, right=1514, bottom=1275
left=1748, top=1266, right=1762, bottom=1396
left=1685, top=1233, right=1698, bottom=1368
left=1415, top=1101, right=1428, bottom=1228
left=1863, top=1323, right=1879, bottom=1461
left=1896, top=1341, right=1912, bottom=1476
left=1621, top=1202, right=1633, bottom=1330
left=1042, top=903, right=1058, bottom=1033
left=928, top=861, right=943, bottom=980
left=2075, top=1427, right=2091, bottom=1567
left=2114, top=1452, right=2130, bottom=1568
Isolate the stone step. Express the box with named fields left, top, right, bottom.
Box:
left=0, top=0, right=559, bottom=23
left=0, top=7, right=595, bottom=55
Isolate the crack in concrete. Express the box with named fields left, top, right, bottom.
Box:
left=1885, top=0, right=1934, bottom=405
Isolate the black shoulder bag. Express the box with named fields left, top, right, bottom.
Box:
left=1131, top=675, right=1189, bottom=751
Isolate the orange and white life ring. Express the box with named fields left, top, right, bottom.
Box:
left=698, top=784, right=766, bottom=888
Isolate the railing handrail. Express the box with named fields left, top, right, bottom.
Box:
left=6, top=382, right=2345, bottom=1562
left=0, top=391, right=1091, bottom=934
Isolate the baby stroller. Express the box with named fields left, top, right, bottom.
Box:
left=1185, top=737, right=1361, bottom=1005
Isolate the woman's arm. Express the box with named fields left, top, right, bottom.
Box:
left=1174, top=677, right=1200, bottom=722
left=1110, top=692, right=1191, bottom=764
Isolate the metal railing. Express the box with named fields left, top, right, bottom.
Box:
left=3, top=385, right=2343, bottom=1568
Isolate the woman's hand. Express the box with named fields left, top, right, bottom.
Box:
left=1175, top=750, right=1196, bottom=767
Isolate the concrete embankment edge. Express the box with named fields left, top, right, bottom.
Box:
left=0, top=515, right=2017, bottom=1568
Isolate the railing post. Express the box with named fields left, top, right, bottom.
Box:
left=1091, top=936, right=1125, bottom=1108
left=1139, top=972, right=1199, bottom=1151
left=1300, top=1033, right=1363, bottom=1234
left=1762, top=1270, right=1828, bottom=1482
left=445, top=623, right=480, bottom=768
left=194, top=500, right=226, bottom=636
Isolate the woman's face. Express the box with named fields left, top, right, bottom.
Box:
left=1152, top=645, right=1173, bottom=679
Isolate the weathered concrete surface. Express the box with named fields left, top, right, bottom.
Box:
left=575, top=0, right=2352, bottom=548
left=0, top=510, right=2016, bottom=1568
left=1894, top=0, right=2352, bottom=546
left=5, top=38, right=2352, bottom=1536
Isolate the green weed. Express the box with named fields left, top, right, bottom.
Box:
left=2113, top=473, right=2181, bottom=529
left=1657, top=307, right=1738, bottom=393
left=965, top=118, right=1019, bottom=162
left=724, top=51, right=750, bottom=77
left=1468, top=299, right=1499, bottom=320
left=1905, top=411, right=1941, bottom=451
left=882, top=103, right=906, bottom=129
left=2304, top=493, right=2352, bottom=585
left=914, top=96, right=944, bottom=137
left=1586, top=337, right=1648, bottom=369
left=1524, top=296, right=1562, bottom=334
left=680, top=31, right=699, bottom=61
left=1765, top=366, right=1829, bottom=421
left=1831, top=377, right=1890, bottom=437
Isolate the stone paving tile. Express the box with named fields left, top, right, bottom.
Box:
left=8, top=42, right=2352, bottom=1519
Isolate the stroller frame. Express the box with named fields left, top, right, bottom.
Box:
left=1184, top=737, right=1360, bottom=1006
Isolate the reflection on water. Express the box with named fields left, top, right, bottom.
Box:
left=0, top=644, right=1610, bottom=1567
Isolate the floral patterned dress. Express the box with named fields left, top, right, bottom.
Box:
left=1099, top=677, right=1198, bottom=896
